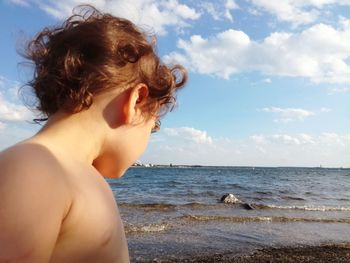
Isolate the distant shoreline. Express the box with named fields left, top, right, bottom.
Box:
left=131, top=164, right=350, bottom=169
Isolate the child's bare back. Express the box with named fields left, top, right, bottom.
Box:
left=0, top=140, right=129, bottom=262
left=0, top=4, right=186, bottom=262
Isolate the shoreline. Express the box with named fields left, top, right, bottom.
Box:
left=130, top=165, right=350, bottom=169
left=136, top=243, right=350, bottom=263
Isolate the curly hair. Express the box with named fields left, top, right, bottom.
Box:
left=23, top=5, right=187, bottom=123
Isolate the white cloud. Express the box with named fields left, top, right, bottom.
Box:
left=225, top=0, right=239, bottom=21
left=248, top=0, right=350, bottom=26
left=250, top=135, right=267, bottom=144
left=251, top=134, right=311, bottom=145
left=14, top=0, right=350, bottom=29
left=202, top=2, right=221, bottom=21
left=164, top=127, right=213, bottom=144
left=161, top=0, right=201, bottom=21
left=143, top=131, right=350, bottom=167
left=270, top=134, right=302, bottom=145
left=8, top=0, right=30, bottom=7
left=299, top=133, right=316, bottom=144
left=0, top=121, right=6, bottom=130
left=320, top=107, right=331, bottom=113
left=327, top=87, right=350, bottom=94
left=0, top=76, right=34, bottom=122
left=0, top=78, right=38, bottom=150
left=166, top=29, right=250, bottom=79
left=249, top=0, right=319, bottom=26
left=225, top=0, right=239, bottom=10
left=259, top=107, right=315, bottom=123
left=14, top=0, right=200, bottom=35
left=166, top=19, right=350, bottom=83
left=321, top=132, right=348, bottom=146
left=251, top=133, right=350, bottom=147
left=0, top=99, right=31, bottom=122
left=201, top=0, right=238, bottom=22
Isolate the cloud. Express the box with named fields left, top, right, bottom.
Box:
left=12, top=0, right=200, bottom=35
left=165, top=0, right=201, bottom=20
left=251, top=133, right=349, bottom=147
left=248, top=0, right=319, bottom=26
left=250, top=135, right=267, bottom=144
left=0, top=121, right=6, bottom=130
left=270, top=134, right=304, bottom=145
left=259, top=107, right=315, bottom=123
left=0, top=76, right=34, bottom=122
left=164, top=127, right=213, bottom=144
left=321, top=132, right=349, bottom=146
left=0, top=77, right=38, bottom=150
left=0, top=98, right=31, bottom=122
left=13, top=0, right=350, bottom=29
left=225, top=0, right=239, bottom=21
left=143, top=131, right=350, bottom=167
left=248, top=0, right=350, bottom=26
left=251, top=134, right=310, bottom=145
left=200, top=0, right=239, bottom=22
left=165, top=29, right=251, bottom=79
left=320, top=107, right=331, bottom=113
left=8, top=0, right=30, bottom=7
left=299, top=133, right=316, bottom=144
left=201, top=2, right=221, bottom=21
left=327, top=87, right=350, bottom=94
left=201, top=0, right=238, bottom=22
left=249, top=133, right=316, bottom=146
left=166, top=18, right=350, bottom=83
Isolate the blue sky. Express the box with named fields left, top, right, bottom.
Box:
left=0, top=0, right=349, bottom=167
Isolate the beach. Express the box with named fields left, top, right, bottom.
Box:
left=146, top=243, right=350, bottom=263
left=108, top=167, right=350, bottom=262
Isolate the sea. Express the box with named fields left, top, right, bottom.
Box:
left=107, top=166, right=350, bottom=262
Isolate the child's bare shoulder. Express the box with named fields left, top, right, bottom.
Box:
left=0, top=143, right=72, bottom=261
left=1, top=142, right=69, bottom=184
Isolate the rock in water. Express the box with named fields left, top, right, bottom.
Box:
left=220, top=193, right=242, bottom=204
left=240, top=203, right=255, bottom=210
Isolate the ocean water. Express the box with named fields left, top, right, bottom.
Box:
left=107, top=167, right=350, bottom=261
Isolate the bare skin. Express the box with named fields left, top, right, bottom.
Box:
left=0, top=84, right=155, bottom=262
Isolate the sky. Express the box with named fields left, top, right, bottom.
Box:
left=0, top=0, right=349, bottom=167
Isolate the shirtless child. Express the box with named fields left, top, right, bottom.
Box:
left=0, top=5, right=187, bottom=262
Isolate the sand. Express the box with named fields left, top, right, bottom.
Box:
left=145, top=243, right=350, bottom=263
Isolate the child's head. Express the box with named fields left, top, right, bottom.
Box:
left=24, top=5, right=187, bottom=126
left=21, top=5, right=188, bottom=176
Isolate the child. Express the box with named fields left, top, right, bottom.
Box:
left=0, top=5, right=187, bottom=262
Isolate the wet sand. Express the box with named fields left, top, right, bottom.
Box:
left=144, top=243, right=350, bottom=263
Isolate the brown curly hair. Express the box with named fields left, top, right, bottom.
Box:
left=23, top=5, right=187, bottom=123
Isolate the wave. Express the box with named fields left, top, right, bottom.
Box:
left=120, top=203, right=177, bottom=210
left=179, top=191, right=218, bottom=197
left=253, top=191, right=273, bottom=195
left=120, top=202, right=350, bottom=212
left=281, top=195, right=306, bottom=201
left=119, top=202, right=350, bottom=212
left=260, top=204, right=350, bottom=212
left=179, top=215, right=350, bottom=224
left=183, top=202, right=218, bottom=208
left=124, top=223, right=171, bottom=234
left=227, top=183, right=248, bottom=190
left=119, top=202, right=218, bottom=210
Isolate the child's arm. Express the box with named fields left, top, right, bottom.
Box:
left=0, top=145, right=70, bottom=262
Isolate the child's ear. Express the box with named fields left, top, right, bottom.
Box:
left=123, top=83, right=149, bottom=124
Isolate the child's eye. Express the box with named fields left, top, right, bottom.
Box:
left=151, top=119, right=161, bottom=133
